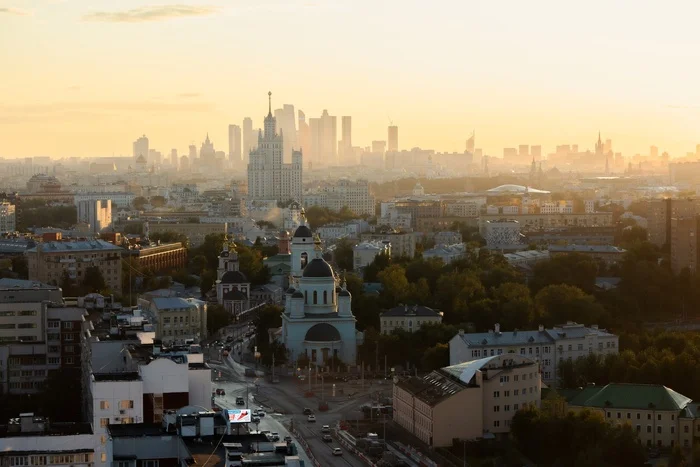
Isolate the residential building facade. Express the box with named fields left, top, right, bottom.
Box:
left=380, top=305, right=442, bottom=335
left=393, top=354, right=541, bottom=447
left=0, top=201, right=16, bottom=233
left=449, top=322, right=619, bottom=383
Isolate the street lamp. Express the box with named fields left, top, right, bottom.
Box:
left=254, top=346, right=261, bottom=370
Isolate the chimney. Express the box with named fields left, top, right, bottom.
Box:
left=458, top=329, right=464, bottom=336
left=494, top=323, right=500, bottom=334
left=538, top=324, right=544, bottom=332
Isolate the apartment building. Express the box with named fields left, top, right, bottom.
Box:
left=73, top=191, right=135, bottom=208
left=360, top=230, right=418, bottom=259
left=0, top=414, right=95, bottom=467
left=143, top=297, right=207, bottom=345
left=564, top=383, right=699, bottom=449
left=125, top=241, right=187, bottom=273
left=380, top=305, right=442, bottom=335
left=148, top=222, right=227, bottom=248
left=353, top=241, right=391, bottom=271
left=393, top=354, right=541, bottom=447
left=0, top=279, right=91, bottom=395
left=0, top=201, right=16, bottom=234
left=548, top=244, right=627, bottom=265
left=77, top=199, right=112, bottom=234
left=479, top=212, right=613, bottom=234
left=88, top=341, right=211, bottom=466
left=304, top=179, right=375, bottom=216
left=671, top=216, right=700, bottom=274
left=26, top=240, right=123, bottom=292
left=449, top=322, right=618, bottom=383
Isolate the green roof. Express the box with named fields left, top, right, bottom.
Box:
left=569, top=384, right=692, bottom=412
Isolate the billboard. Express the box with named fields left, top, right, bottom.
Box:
left=226, top=409, right=251, bottom=424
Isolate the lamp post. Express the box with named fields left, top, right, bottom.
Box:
left=254, top=346, right=261, bottom=370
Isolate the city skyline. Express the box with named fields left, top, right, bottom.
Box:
left=2, top=0, right=700, bottom=158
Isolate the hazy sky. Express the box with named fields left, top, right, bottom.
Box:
left=2, top=0, right=700, bottom=159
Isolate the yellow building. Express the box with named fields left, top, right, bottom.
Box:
left=26, top=240, right=123, bottom=292
left=563, top=383, right=699, bottom=450
left=393, top=354, right=541, bottom=447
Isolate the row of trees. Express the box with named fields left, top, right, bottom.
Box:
left=19, top=204, right=76, bottom=230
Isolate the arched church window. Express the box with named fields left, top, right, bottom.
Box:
left=304, top=291, right=308, bottom=304
left=313, top=291, right=317, bottom=304
left=323, top=291, right=328, bottom=304
left=301, top=252, right=308, bottom=269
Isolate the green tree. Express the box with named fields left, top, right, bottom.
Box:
left=421, top=343, right=449, bottom=370
left=333, top=238, right=355, bottom=272
left=669, top=446, right=688, bottom=467
left=534, top=284, right=605, bottom=326
left=207, top=304, right=231, bottom=335
left=150, top=195, right=167, bottom=208
left=530, top=254, right=598, bottom=294
left=493, top=282, right=534, bottom=330
left=82, top=265, right=107, bottom=293
left=132, top=196, right=147, bottom=210
left=200, top=269, right=216, bottom=297
left=60, top=270, right=79, bottom=296
left=377, top=264, right=410, bottom=305
left=11, top=256, right=28, bottom=278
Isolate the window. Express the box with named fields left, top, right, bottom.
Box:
left=101, top=454, right=107, bottom=463
left=499, top=375, right=509, bottom=383
left=685, top=425, right=690, bottom=433
left=627, top=413, right=631, bottom=419
left=163, top=317, right=171, bottom=324
left=657, top=426, right=662, bottom=434
left=658, top=414, right=662, bottom=421
left=568, top=345, right=572, bottom=351
left=606, top=412, right=611, bottom=419
left=120, top=400, right=134, bottom=409
left=648, top=414, right=652, bottom=420
left=504, top=405, right=511, bottom=412
left=100, top=417, right=110, bottom=427
left=685, top=440, right=690, bottom=448
left=637, top=413, right=641, bottom=420
left=493, top=420, right=500, bottom=427
left=504, top=390, right=510, bottom=397
left=65, top=357, right=74, bottom=365
left=636, top=425, right=641, bottom=433
left=671, top=426, right=675, bottom=434
left=101, top=435, right=107, bottom=444
left=617, top=412, right=621, bottom=419
left=17, top=323, right=36, bottom=329
left=48, top=357, right=59, bottom=365
left=647, top=426, right=651, bottom=433
left=514, top=403, right=519, bottom=410
left=323, top=290, right=327, bottom=304
left=143, top=461, right=159, bottom=467
left=514, top=389, right=519, bottom=396
left=520, top=348, right=525, bottom=355
left=578, top=344, right=583, bottom=351
left=64, top=345, right=74, bottom=353
left=18, top=310, right=36, bottom=316
left=493, top=391, right=500, bottom=398
left=62, top=321, right=72, bottom=329
left=64, top=333, right=74, bottom=341
left=672, top=415, right=675, bottom=421
left=514, top=375, right=519, bottom=382
left=493, top=406, right=500, bottom=412
left=313, top=291, right=317, bottom=304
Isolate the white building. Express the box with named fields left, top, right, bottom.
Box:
left=449, top=322, right=619, bottom=383
left=77, top=199, right=112, bottom=234
left=73, top=192, right=135, bottom=209
left=422, top=243, right=467, bottom=264
left=0, top=201, right=16, bottom=233
left=247, top=93, right=303, bottom=203
left=0, top=414, right=96, bottom=467
left=484, top=219, right=522, bottom=249
left=434, top=231, right=463, bottom=246
left=281, top=224, right=362, bottom=366
left=143, top=297, right=207, bottom=345
left=353, top=241, right=391, bottom=271
left=303, top=179, right=375, bottom=216
left=380, top=305, right=443, bottom=334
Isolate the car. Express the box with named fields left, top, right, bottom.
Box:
left=252, top=416, right=261, bottom=424
left=307, top=415, right=316, bottom=422
left=269, top=432, right=280, bottom=441
left=332, top=448, right=343, bottom=456
left=284, top=436, right=293, bottom=443
left=322, top=434, right=332, bottom=442
left=215, top=388, right=225, bottom=396
left=257, top=411, right=265, bottom=418
left=321, top=425, right=330, bottom=433
left=236, top=397, right=245, bottom=406
left=303, top=408, right=313, bottom=415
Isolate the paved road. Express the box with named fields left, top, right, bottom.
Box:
left=208, top=350, right=366, bottom=466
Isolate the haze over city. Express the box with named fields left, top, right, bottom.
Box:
left=2, top=0, right=700, bottom=157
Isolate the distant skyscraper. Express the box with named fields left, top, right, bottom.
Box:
left=388, top=125, right=399, bottom=152
left=133, top=135, right=149, bottom=161
left=77, top=199, right=112, bottom=234
left=518, top=145, right=529, bottom=160
left=650, top=145, right=659, bottom=159
left=243, top=117, right=254, bottom=164
left=466, top=132, right=475, bottom=153
left=180, top=155, right=190, bottom=172
left=372, top=141, right=387, bottom=154
left=170, top=149, right=178, bottom=169
left=247, top=92, right=302, bottom=202
left=604, top=139, right=613, bottom=154
left=228, top=124, right=242, bottom=163
left=298, top=110, right=311, bottom=160
left=149, top=149, right=162, bottom=166
left=309, top=110, right=338, bottom=166
left=199, top=134, right=216, bottom=164
left=274, top=104, right=298, bottom=163
left=188, top=144, right=197, bottom=162
left=531, top=145, right=542, bottom=161
left=340, top=116, right=352, bottom=165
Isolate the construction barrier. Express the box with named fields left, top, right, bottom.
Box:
left=291, top=428, right=322, bottom=467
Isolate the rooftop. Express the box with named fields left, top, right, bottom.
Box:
left=486, top=184, right=550, bottom=194
left=567, top=383, right=693, bottom=412
left=0, top=278, right=58, bottom=290
left=0, top=415, right=93, bottom=438
left=548, top=244, right=626, bottom=254
left=27, top=239, right=123, bottom=253
left=93, top=372, right=141, bottom=382
left=47, top=307, right=87, bottom=322
left=151, top=297, right=198, bottom=310
left=381, top=305, right=442, bottom=318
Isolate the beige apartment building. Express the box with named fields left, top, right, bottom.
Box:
left=393, top=354, right=541, bottom=447
left=25, top=240, right=123, bottom=292
left=148, top=222, right=226, bottom=248
left=564, top=383, right=699, bottom=449
left=478, top=212, right=613, bottom=234
left=380, top=305, right=442, bottom=335
left=145, top=297, right=207, bottom=345
left=360, top=231, right=418, bottom=259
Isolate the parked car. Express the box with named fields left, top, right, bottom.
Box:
left=307, top=415, right=316, bottom=422
left=252, top=416, right=261, bottom=424
left=321, top=425, right=330, bottom=433
left=284, top=436, right=293, bottom=443
left=236, top=397, right=245, bottom=406
left=322, top=434, right=332, bottom=442
left=332, top=448, right=343, bottom=456
left=269, top=432, right=280, bottom=441
left=303, top=408, right=313, bottom=415
left=215, top=388, right=225, bottom=396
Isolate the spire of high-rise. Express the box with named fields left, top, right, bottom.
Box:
left=268, top=91, right=272, bottom=117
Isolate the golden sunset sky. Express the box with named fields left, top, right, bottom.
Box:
left=1, top=0, right=700, bottom=158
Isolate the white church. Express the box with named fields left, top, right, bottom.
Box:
left=280, top=213, right=362, bottom=367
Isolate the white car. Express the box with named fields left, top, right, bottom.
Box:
left=321, top=425, right=330, bottom=433
left=307, top=415, right=316, bottom=422
left=332, top=448, right=343, bottom=456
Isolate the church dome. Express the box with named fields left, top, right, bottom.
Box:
left=286, top=286, right=296, bottom=294
left=223, top=289, right=247, bottom=301
left=304, top=323, right=341, bottom=342
left=293, top=225, right=313, bottom=239
left=221, top=270, right=248, bottom=284
left=339, top=289, right=351, bottom=298
left=292, top=291, right=304, bottom=299
left=302, top=258, right=334, bottom=278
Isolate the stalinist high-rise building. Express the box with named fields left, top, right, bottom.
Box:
left=247, top=92, right=303, bottom=203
